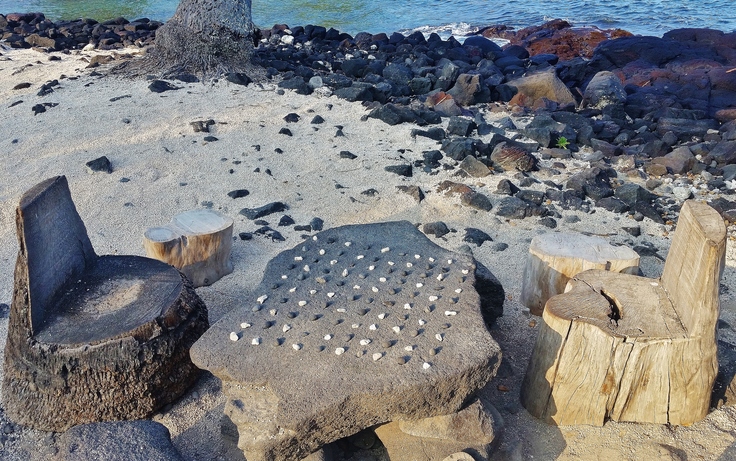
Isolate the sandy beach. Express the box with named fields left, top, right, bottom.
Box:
left=1, top=45, right=736, bottom=460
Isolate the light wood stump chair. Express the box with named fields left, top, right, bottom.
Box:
left=2, top=176, right=209, bottom=432
left=521, top=200, right=726, bottom=426
left=520, top=233, right=640, bottom=316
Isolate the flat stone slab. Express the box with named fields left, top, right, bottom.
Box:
left=55, top=420, right=183, bottom=461
left=191, top=221, right=502, bottom=461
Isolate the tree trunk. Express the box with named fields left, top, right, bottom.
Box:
left=144, top=209, right=234, bottom=288
left=145, top=0, right=257, bottom=77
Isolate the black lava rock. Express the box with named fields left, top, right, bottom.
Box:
left=446, top=116, right=477, bottom=137
left=227, top=189, right=250, bottom=199
left=422, top=221, right=450, bottom=238
left=278, top=215, right=296, bottom=226
left=226, top=73, right=252, bottom=86
left=148, top=80, right=179, bottom=93
left=596, top=197, right=629, bottom=213
left=423, top=150, right=444, bottom=168
left=254, top=226, right=286, bottom=242
left=496, top=179, right=519, bottom=196
left=385, top=164, right=412, bottom=177
left=538, top=217, right=558, bottom=228
left=85, top=156, right=112, bottom=174
left=495, top=196, right=543, bottom=219
left=463, top=228, right=493, bottom=246
left=441, top=138, right=479, bottom=161
left=460, top=192, right=493, bottom=211
left=310, top=217, right=325, bottom=231
left=239, top=202, right=289, bottom=220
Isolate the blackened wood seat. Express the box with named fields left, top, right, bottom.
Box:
left=2, top=176, right=209, bottom=432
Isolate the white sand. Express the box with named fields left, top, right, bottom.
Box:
left=1, top=46, right=736, bottom=460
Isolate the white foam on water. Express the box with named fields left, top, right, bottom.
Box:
left=402, top=22, right=510, bottom=46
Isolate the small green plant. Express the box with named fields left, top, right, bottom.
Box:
left=555, top=136, right=570, bottom=149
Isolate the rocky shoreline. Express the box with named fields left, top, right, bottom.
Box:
left=2, top=11, right=736, bottom=461
left=3, top=13, right=736, bottom=234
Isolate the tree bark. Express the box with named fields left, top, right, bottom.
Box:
left=144, top=209, right=234, bottom=288
left=138, top=0, right=258, bottom=77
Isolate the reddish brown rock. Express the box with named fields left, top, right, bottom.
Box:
left=437, top=180, right=474, bottom=197
left=425, top=92, right=464, bottom=116
left=479, top=19, right=632, bottom=61
left=490, top=144, right=537, bottom=172
left=506, top=69, right=576, bottom=107
left=716, top=108, right=736, bottom=122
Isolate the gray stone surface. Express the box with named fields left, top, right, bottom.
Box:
left=191, top=221, right=503, bottom=461
left=374, top=397, right=504, bottom=461
left=54, top=420, right=183, bottom=461
left=583, top=71, right=627, bottom=109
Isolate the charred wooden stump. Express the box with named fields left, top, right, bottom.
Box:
left=2, top=176, right=209, bottom=432
left=521, top=200, right=726, bottom=426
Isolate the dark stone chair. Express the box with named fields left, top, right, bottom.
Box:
left=2, top=176, right=209, bottom=431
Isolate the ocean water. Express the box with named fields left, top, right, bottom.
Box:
left=0, top=0, right=734, bottom=38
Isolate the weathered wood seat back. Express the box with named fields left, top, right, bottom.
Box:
left=660, top=200, right=726, bottom=340
left=17, top=176, right=96, bottom=334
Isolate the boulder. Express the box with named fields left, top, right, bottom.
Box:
left=190, top=221, right=504, bottom=461
left=442, top=138, right=480, bottom=161
left=651, top=146, right=695, bottom=174
left=495, top=196, right=544, bottom=219
left=506, top=69, right=576, bottom=107
left=446, top=116, right=477, bottom=137
left=583, top=71, right=627, bottom=108
left=459, top=156, right=491, bottom=177
left=374, top=397, right=504, bottom=461
left=709, top=141, right=736, bottom=166
left=614, top=183, right=658, bottom=207
left=490, top=143, right=537, bottom=172
left=656, top=118, right=719, bottom=141
left=463, top=36, right=503, bottom=58
left=447, top=74, right=486, bottom=106
left=566, top=167, right=614, bottom=201
left=54, top=421, right=183, bottom=461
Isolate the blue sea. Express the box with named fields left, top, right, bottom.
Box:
left=0, top=0, right=734, bottom=38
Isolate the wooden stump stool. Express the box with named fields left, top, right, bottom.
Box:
left=521, top=201, right=726, bottom=426
left=520, top=232, right=640, bottom=316
left=2, top=176, right=209, bottom=432
left=144, top=209, right=234, bottom=287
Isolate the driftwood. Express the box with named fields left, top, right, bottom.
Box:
left=2, top=176, right=209, bottom=432
left=520, top=232, right=640, bottom=315
left=144, top=209, right=234, bottom=287
left=521, top=200, right=726, bottom=426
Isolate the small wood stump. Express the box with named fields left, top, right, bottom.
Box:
left=144, top=209, right=234, bottom=287
left=2, top=176, right=209, bottom=432
left=521, top=201, right=726, bottom=426
left=520, top=232, right=640, bottom=316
